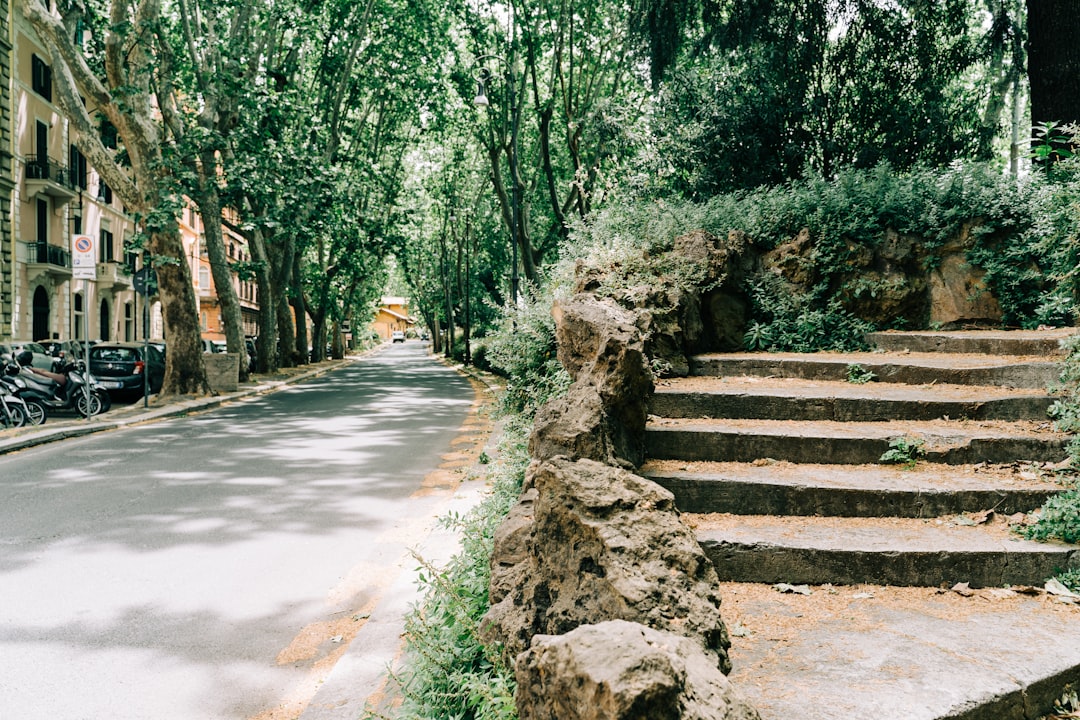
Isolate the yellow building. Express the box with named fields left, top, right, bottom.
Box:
left=374, top=296, right=415, bottom=339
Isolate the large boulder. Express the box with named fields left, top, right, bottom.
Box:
left=530, top=295, right=652, bottom=467
left=482, top=457, right=733, bottom=674
left=516, top=620, right=761, bottom=720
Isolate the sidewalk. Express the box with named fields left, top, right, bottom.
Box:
left=0, top=356, right=355, bottom=455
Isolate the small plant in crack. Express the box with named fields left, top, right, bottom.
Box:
left=845, top=363, right=876, bottom=384
left=880, top=436, right=926, bottom=469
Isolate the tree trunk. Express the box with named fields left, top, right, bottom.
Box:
left=247, top=226, right=279, bottom=373
left=151, top=227, right=212, bottom=395
left=196, top=150, right=248, bottom=382
left=292, top=252, right=310, bottom=365
left=1027, top=0, right=1080, bottom=127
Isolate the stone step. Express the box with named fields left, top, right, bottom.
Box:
left=722, top=581, right=1080, bottom=720
left=690, top=513, right=1080, bottom=588
left=866, top=327, right=1075, bottom=356
left=640, top=459, right=1062, bottom=517
left=689, top=351, right=1060, bottom=389
left=646, top=418, right=1068, bottom=465
left=650, top=376, right=1056, bottom=422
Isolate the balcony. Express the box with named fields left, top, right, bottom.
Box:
left=24, top=155, right=78, bottom=203
left=21, top=241, right=72, bottom=283
left=96, top=261, right=133, bottom=290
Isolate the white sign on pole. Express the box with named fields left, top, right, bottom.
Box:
left=72, top=234, right=96, bottom=280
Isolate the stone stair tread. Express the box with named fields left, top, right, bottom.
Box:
left=691, top=349, right=1057, bottom=369
left=648, top=417, right=1062, bottom=444
left=655, top=375, right=1052, bottom=403
left=867, top=327, right=1076, bottom=355
left=722, top=581, right=1080, bottom=720
left=688, top=351, right=1061, bottom=388
left=689, top=512, right=1070, bottom=554
left=641, top=459, right=1062, bottom=493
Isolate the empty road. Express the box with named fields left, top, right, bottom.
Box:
left=0, top=343, right=482, bottom=719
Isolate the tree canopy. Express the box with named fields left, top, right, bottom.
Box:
left=20, top=0, right=1074, bottom=379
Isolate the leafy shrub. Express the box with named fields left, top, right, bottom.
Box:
left=483, top=290, right=571, bottom=418
left=879, top=436, right=926, bottom=469
left=390, top=417, right=531, bottom=720
left=1021, top=490, right=1080, bottom=544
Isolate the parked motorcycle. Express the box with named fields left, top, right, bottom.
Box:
left=0, top=371, right=43, bottom=426
left=11, top=351, right=109, bottom=418
left=0, top=380, right=31, bottom=428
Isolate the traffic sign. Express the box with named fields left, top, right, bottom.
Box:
left=72, top=234, right=96, bottom=280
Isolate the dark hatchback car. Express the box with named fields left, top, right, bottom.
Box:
left=89, top=342, right=166, bottom=397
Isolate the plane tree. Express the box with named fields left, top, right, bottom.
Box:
left=21, top=0, right=211, bottom=395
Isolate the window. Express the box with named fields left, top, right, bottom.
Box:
left=98, top=180, right=112, bottom=204
left=36, top=199, right=48, bottom=244
left=31, top=55, right=52, bottom=101
left=99, top=229, right=114, bottom=262
left=124, top=302, right=134, bottom=341
left=69, top=145, right=88, bottom=189
left=198, top=266, right=210, bottom=290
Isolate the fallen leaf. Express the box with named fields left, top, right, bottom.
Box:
left=773, top=583, right=812, bottom=595
left=969, top=509, right=995, bottom=525
left=984, top=588, right=1016, bottom=600
left=951, top=582, right=975, bottom=597
left=1045, top=579, right=1080, bottom=599
left=851, top=592, right=875, bottom=600
left=729, top=622, right=753, bottom=638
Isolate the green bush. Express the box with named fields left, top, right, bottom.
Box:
left=1021, top=489, right=1080, bottom=544
left=391, top=418, right=531, bottom=720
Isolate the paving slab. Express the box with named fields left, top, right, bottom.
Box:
left=722, top=582, right=1080, bottom=720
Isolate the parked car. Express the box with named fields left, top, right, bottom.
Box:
left=391, top=330, right=406, bottom=343
left=89, top=342, right=166, bottom=397
left=0, top=341, right=55, bottom=371
left=39, top=339, right=93, bottom=368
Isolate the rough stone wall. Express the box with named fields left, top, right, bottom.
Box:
left=483, top=291, right=758, bottom=719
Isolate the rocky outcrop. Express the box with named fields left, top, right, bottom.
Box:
left=516, top=620, right=761, bottom=720
left=529, top=294, right=653, bottom=468
left=482, top=457, right=733, bottom=674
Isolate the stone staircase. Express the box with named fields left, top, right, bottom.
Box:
left=640, top=329, right=1080, bottom=720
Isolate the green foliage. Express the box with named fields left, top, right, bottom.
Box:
left=641, top=0, right=991, bottom=197
left=1057, top=568, right=1080, bottom=594
left=879, top=436, right=926, bottom=469
left=484, top=291, right=572, bottom=418
left=846, top=364, right=876, bottom=384
left=391, top=419, right=530, bottom=720
left=743, top=274, right=875, bottom=352
left=1021, top=490, right=1080, bottom=544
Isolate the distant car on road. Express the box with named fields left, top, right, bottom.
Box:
left=391, top=330, right=406, bottom=343
left=89, top=342, right=166, bottom=398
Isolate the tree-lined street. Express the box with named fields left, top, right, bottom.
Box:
left=0, top=344, right=476, bottom=719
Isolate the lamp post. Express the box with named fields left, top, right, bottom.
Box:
left=473, top=52, right=520, bottom=307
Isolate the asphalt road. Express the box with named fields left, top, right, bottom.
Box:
left=0, top=343, right=478, bottom=719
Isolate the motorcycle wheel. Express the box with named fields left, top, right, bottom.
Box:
left=24, top=400, right=47, bottom=426
left=3, top=403, right=25, bottom=428
left=95, top=390, right=112, bottom=413
left=76, top=392, right=103, bottom=418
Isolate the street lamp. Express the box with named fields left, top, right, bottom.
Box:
left=473, top=53, right=520, bottom=307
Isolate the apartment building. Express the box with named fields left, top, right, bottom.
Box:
left=4, top=10, right=257, bottom=346
left=190, top=205, right=259, bottom=342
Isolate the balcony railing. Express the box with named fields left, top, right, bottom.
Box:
left=25, top=155, right=72, bottom=186
left=24, top=241, right=71, bottom=268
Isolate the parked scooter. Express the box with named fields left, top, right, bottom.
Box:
left=0, top=379, right=31, bottom=427
left=10, top=350, right=109, bottom=418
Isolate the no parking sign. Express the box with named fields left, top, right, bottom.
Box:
left=72, top=234, right=96, bottom=280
